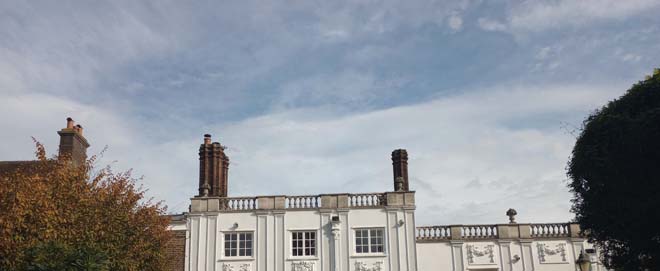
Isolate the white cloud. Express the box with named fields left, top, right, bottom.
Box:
left=0, top=0, right=653, bottom=227
left=0, top=80, right=625, bottom=225
left=477, top=18, right=507, bottom=32
left=0, top=2, right=178, bottom=96
left=448, top=14, right=463, bottom=31
left=508, top=0, right=660, bottom=32
left=208, top=83, right=622, bottom=225
left=622, top=53, right=642, bottom=63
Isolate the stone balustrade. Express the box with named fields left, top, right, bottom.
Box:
left=462, top=225, right=498, bottom=239
left=416, top=226, right=452, bottom=240
left=285, top=195, right=321, bottom=209
left=416, top=222, right=581, bottom=242
left=189, top=191, right=414, bottom=212
left=219, top=197, right=258, bottom=211
left=529, top=223, right=570, bottom=238
left=348, top=193, right=386, bottom=207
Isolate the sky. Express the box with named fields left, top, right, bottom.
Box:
left=1, top=0, right=659, bottom=225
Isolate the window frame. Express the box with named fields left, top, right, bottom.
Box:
left=353, top=227, right=386, bottom=255
left=290, top=230, right=318, bottom=258
left=222, top=231, right=254, bottom=259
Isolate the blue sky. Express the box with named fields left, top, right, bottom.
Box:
left=1, top=0, right=658, bottom=225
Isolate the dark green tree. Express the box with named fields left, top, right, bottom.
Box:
left=568, top=69, right=660, bottom=270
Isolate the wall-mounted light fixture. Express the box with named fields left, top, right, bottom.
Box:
left=512, top=255, right=521, bottom=263
left=576, top=250, right=591, bottom=271
left=397, top=219, right=405, bottom=226
left=232, top=222, right=239, bottom=229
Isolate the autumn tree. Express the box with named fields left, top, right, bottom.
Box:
left=568, top=69, right=660, bottom=270
left=0, top=141, right=171, bottom=270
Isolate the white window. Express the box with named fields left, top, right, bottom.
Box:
left=292, top=231, right=316, bottom=256
left=355, top=228, right=384, bottom=254
left=224, top=232, right=253, bottom=257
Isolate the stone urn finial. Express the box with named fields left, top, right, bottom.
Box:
left=506, top=208, right=517, bottom=224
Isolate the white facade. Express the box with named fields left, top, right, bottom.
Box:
left=184, top=193, right=417, bottom=271
left=177, top=193, right=606, bottom=271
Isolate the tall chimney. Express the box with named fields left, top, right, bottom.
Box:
left=198, top=134, right=229, bottom=197
left=57, top=117, right=90, bottom=167
left=391, top=149, right=409, bottom=191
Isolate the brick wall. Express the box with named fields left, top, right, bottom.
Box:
left=165, top=230, right=186, bottom=271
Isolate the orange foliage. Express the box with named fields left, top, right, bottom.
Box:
left=0, top=141, right=171, bottom=270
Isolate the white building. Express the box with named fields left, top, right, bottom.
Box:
left=168, top=135, right=606, bottom=271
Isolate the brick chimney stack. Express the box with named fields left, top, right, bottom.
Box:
left=198, top=134, right=229, bottom=197
left=57, top=117, right=90, bottom=167
left=392, top=149, right=409, bottom=191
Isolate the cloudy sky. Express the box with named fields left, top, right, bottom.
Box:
left=1, top=0, right=658, bottom=225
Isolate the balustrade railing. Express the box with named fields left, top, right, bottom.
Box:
left=348, top=193, right=386, bottom=207
left=285, top=196, right=321, bottom=209
left=192, top=191, right=412, bottom=213
left=461, top=225, right=498, bottom=239
left=219, top=197, right=258, bottom=211
left=530, top=223, right=570, bottom=238
left=416, top=226, right=451, bottom=240
left=416, top=222, right=577, bottom=241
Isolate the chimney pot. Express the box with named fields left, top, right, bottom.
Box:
left=66, top=117, right=74, bottom=128
left=204, top=134, right=212, bottom=144
left=75, top=124, right=83, bottom=136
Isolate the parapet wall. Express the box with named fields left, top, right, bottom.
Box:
left=189, top=191, right=416, bottom=212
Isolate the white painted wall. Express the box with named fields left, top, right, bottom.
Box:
left=186, top=206, right=417, bottom=271
left=416, top=239, right=608, bottom=271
